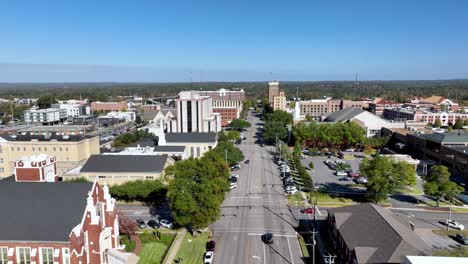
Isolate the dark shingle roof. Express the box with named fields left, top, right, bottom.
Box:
left=165, top=133, right=217, bottom=143
left=0, top=134, right=95, bottom=142
left=329, top=203, right=428, bottom=263
left=128, top=137, right=157, bottom=147
left=81, top=155, right=168, bottom=173
left=154, top=146, right=186, bottom=152
left=324, top=108, right=365, bottom=122
left=0, top=182, right=93, bottom=242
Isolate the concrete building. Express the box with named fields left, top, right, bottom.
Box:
left=327, top=203, right=428, bottom=264
left=0, top=180, right=128, bottom=264
left=199, top=89, right=245, bottom=126
left=298, top=98, right=365, bottom=119
left=105, top=111, right=136, bottom=122
left=17, top=124, right=95, bottom=136
left=273, top=91, right=286, bottom=111
left=383, top=108, right=468, bottom=126
left=176, top=91, right=221, bottom=133
left=90, top=101, right=127, bottom=112
left=73, top=154, right=174, bottom=185
left=0, top=134, right=100, bottom=178
left=24, top=108, right=67, bottom=125
left=369, top=99, right=403, bottom=116
left=323, top=108, right=405, bottom=137
left=268, top=81, right=280, bottom=104
left=14, top=154, right=58, bottom=182
left=52, top=103, right=90, bottom=118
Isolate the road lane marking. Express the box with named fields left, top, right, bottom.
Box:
left=287, top=237, right=295, bottom=264
left=245, top=239, right=250, bottom=264
left=248, top=233, right=297, bottom=237
left=263, top=243, right=266, bottom=264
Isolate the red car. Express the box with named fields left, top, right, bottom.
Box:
left=301, top=208, right=314, bottom=214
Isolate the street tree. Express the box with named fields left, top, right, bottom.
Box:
left=229, top=119, right=251, bottom=130
left=211, top=141, right=244, bottom=165
left=226, top=130, right=241, bottom=142
left=423, top=165, right=463, bottom=207
left=118, top=212, right=139, bottom=236
left=453, top=117, right=464, bottom=129
left=110, top=180, right=167, bottom=203
left=263, top=121, right=288, bottom=143
left=360, top=155, right=416, bottom=203
left=434, top=117, right=442, bottom=128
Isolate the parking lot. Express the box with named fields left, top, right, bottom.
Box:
left=300, top=152, right=366, bottom=193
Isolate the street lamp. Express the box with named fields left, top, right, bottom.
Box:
left=225, top=149, right=228, bottom=166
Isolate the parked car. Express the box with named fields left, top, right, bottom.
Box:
left=261, top=233, right=274, bottom=244
left=230, top=174, right=239, bottom=178
left=301, top=208, right=314, bottom=214
left=245, top=160, right=250, bottom=164
left=285, top=185, right=298, bottom=192
left=229, top=177, right=238, bottom=183
left=357, top=177, right=368, bottom=184
left=348, top=172, right=360, bottom=179
left=339, top=177, right=352, bottom=182
left=336, top=171, right=348, bottom=176
left=147, top=219, right=160, bottom=229
left=206, top=240, right=216, bottom=251
left=260, top=143, right=265, bottom=147
left=136, top=219, right=147, bottom=229
left=159, top=219, right=173, bottom=229
left=203, top=251, right=214, bottom=264
left=230, top=183, right=237, bottom=189
left=286, top=189, right=298, bottom=194
left=445, top=219, right=465, bottom=230
left=455, top=234, right=468, bottom=245
left=345, top=148, right=355, bottom=152
left=231, top=164, right=241, bottom=171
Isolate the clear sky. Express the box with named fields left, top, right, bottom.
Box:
left=1, top=0, right=467, bottom=82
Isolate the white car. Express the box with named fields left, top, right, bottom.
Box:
left=445, top=219, right=465, bottom=230
left=230, top=183, right=237, bottom=189
left=286, top=189, right=298, bottom=194
left=159, top=219, right=173, bottom=229
left=285, top=185, right=298, bottom=192
left=204, top=251, right=214, bottom=264
left=357, top=177, right=368, bottom=184
left=336, top=171, right=347, bottom=176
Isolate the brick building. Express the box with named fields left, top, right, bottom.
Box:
left=14, top=154, right=58, bottom=182
left=199, top=89, right=245, bottom=126
left=298, top=98, right=365, bottom=118
left=0, top=180, right=125, bottom=264
left=90, top=101, right=127, bottom=112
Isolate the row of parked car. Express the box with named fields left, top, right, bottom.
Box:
left=275, top=155, right=298, bottom=195
left=324, top=159, right=368, bottom=184
left=136, top=218, right=173, bottom=229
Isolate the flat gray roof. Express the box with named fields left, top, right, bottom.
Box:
left=81, top=154, right=168, bottom=173
left=165, top=132, right=216, bottom=143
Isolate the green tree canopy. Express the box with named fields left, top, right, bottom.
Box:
left=109, top=180, right=167, bottom=203
left=360, top=155, right=416, bottom=203
left=454, top=117, right=464, bottom=129
left=434, top=117, right=442, bottom=128
left=263, top=121, right=288, bottom=143
left=211, top=141, right=244, bottom=165
left=36, top=95, right=58, bottom=109
left=229, top=118, right=251, bottom=130
left=423, top=165, right=463, bottom=206
left=265, top=110, right=293, bottom=124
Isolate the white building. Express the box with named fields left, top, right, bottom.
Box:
left=24, top=108, right=67, bottom=125
left=52, top=103, right=90, bottom=117
left=105, top=111, right=136, bottom=122
left=176, top=91, right=221, bottom=133
left=404, top=256, right=468, bottom=264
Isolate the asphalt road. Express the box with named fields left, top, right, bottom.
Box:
left=211, top=113, right=304, bottom=264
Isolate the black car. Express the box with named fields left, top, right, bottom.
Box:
left=261, top=233, right=274, bottom=244
left=455, top=234, right=468, bottom=245
left=206, top=240, right=216, bottom=251
left=229, top=177, right=238, bottom=183
left=147, top=219, right=160, bottom=229
left=245, top=160, right=250, bottom=164
left=136, top=219, right=147, bottom=228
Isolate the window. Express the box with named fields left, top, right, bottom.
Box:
left=40, top=248, right=53, bottom=264
left=65, top=147, right=68, bottom=151
left=44, top=147, right=47, bottom=151
left=98, top=176, right=106, bottom=178
left=38, top=147, right=41, bottom=151
left=62, top=248, right=70, bottom=264
left=0, top=247, right=7, bottom=264
left=11, top=147, right=14, bottom=151
left=59, top=147, right=62, bottom=151
left=0, top=168, right=4, bottom=173
left=53, top=147, right=56, bottom=151
left=17, top=147, right=20, bottom=151
left=17, top=247, right=31, bottom=264
left=32, top=147, right=35, bottom=151
left=23, top=147, right=26, bottom=151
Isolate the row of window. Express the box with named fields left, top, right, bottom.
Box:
left=0, top=247, right=69, bottom=264
left=9, top=146, right=69, bottom=152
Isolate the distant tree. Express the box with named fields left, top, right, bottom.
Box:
left=360, top=155, right=416, bottom=203
left=229, top=119, right=251, bottom=130
left=454, top=117, right=464, bottom=129
left=211, top=141, right=244, bottom=165
left=423, top=165, right=463, bottom=207
left=135, top=114, right=143, bottom=124
left=110, top=180, right=167, bottom=203
left=36, top=95, right=58, bottom=109
left=293, top=143, right=302, bottom=157
left=434, top=117, right=442, bottom=128
left=265, top=110, right=293, bottom=124
left=217, top=131, right=229, bottom=142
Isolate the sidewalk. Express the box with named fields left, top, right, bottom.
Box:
left=162, top=229, right=187, bottom=264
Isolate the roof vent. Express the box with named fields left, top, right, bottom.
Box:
left=62, top=135, right=70, bottom=140
left=10, top=134, right=17, bottom=139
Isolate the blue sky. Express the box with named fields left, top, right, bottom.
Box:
left=0, top=0, right=467, bottom=82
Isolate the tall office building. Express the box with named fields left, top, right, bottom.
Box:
left=199, top=89, right=245, bottom=126
left=268, top=81, right=280, bottom=103
left=176, top=91, right=221, bottom=133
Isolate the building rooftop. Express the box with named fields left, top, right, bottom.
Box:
left=0, top=181, right=93, bottom=242
left=330, top=203, right=428, bottom=263
left=154, top=145, right=186, bottom=152
left=421, top=131, right=468, bottom=143
left=444, top=145, right=468, bottom=155
left=421, top=96, right=447, bottom=104
left=165, top=132, right=217, bottom=143
left=128, top=137, right=157, bottom=148
left=81, top=154, right=169, bottom=173
left=324, top=107, right=365, bottom=122
left=0, top=133, right=96, bottom=142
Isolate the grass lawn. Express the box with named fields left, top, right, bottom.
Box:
left=307, top=192, right=356, bottom=207
left=396, top=186, right=423, bottom=195
left=174, top=232, right=210, bottom=264
left=135, top=232, right=176, bottom=264
left=288, top=192, right=307, bottom=206
left=120, top=235, right=136, bottom=252
left=298, top=235, right=310, bottom=258
left=343, top=154, right=355, bottom=160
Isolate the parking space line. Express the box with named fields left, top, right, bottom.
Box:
left=287, top=237, right=295, bottom=264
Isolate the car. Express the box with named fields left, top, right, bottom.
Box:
left=245, top=160, right=250, bottom=164
left=136, top=219, right=147, bottom=229
left=339, top=177, right=352, bottom=182
left=206, top=240, right=216, bottom=251
left=345, top=148, right=355, bottom=152
left=357, top=177, right=368, bottom=184
left=348, top=172, right=360, bottom=178
left=159, top=219, right=173, bottom=229
left=260, top=143, right=265, bottom=147
left=147, top=219, right=160, bottom=229
left=229, top=177, right=238, bottom=183
left=230, top=183, right=237, bottom=189
left=286, top=189, right=298, bottom=194
left=285, top=185, right=298, bottom=191
left=336, top=171, right=348, bottom=176
left=261, top=233, right=274, bottom=244
left=455, top=234, right=468, bottom=245
left=230, top=174, right=239, bottom=178
left=280, top=168, right=291, bottom=173
left=301, top=208, right=314, bottom=214
left=203, top=251, right=214, bottom=264
left=231, top=165, right=241, bottom=171
left=445, top=219, right=465, bottom=230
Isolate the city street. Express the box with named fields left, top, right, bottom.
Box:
left=211, top=113, right=304, bottom=264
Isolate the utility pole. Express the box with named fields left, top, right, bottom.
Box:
left=305, top=229, right=318, bottom=264
left=447, top=201, right=453, bottom=231
left=225, top=149, right=228, bottom=166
